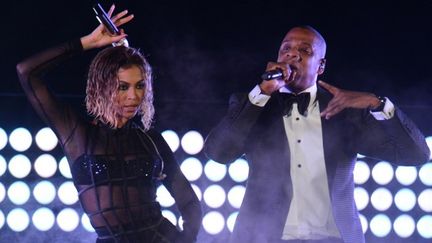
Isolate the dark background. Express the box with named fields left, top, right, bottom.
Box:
left=0, top=0, right=431, bottom=242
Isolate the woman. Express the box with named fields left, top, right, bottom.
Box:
left=16, top=6, right=202, bottom=243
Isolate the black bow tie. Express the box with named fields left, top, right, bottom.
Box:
left=277, top=92, right=311, bottom=116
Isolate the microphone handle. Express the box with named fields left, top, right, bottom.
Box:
left=261, top=69, right=284, bottom=80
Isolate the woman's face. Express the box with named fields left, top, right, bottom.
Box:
left=114, top=65, right=145, bottom=127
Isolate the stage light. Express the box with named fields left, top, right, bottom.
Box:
left=0, top=128, right=7, bottom=150
left=357, top=153, right=365, bottom=158
left=418, top=189, right=432, bottom=212
left=372, top=161, right=394, bottom=185
left=57, top=181, right=78, bottom=205
left=0, top=155, right=6, bottom=176
left=81, top=214, right=94, bottom=232
left=369, top=214, right=391, bottom=237
left=226, top=211, right=238, bottom=233
left=359, top=214, right=368, bottom=233
left=228, top=158, right=249, bottom=183
left=181, top=130, right=204, bottom=155
left=354, top=187, right=369, bottom=211
left=35, top=127, right=58, bottom=151
left=394, top=188, right=416, bottom=212
left=34, top=154, right=57, bottom=178
left=370, top=188, right=393, bottom=211
left=9, top=127, right=32, bottom=152
left=7, top=208, right=30, bottom=232
left=203, top=185, right=226, bottom=208
left=178, top=216, right=184, bottom=230
left=161, top=130, right=180, bottom=152
left=0, top=183, right=5, bottom=203
left=33, top=181, right=56, bottom=205
left=7, top=181, right=30, bottom=205
left=353, top=160, right=370, bottom=184
left=8, top=154, right=31, bottom=179
left=0, top=210, right=4, bottom=230
left=393, top=214, right=415, bottom=238
left=204, top=160, right=227, bottom=182
left=58, top=156, right=72, bottom=179
left=32, top=207, right=55, bottom=231
left=156, top=185, right=175, bottom=207
left=180, top=157, right=203, bottom=181
left=395, top=166, right=417, bottom=186
left=56, top=208, right=79, bottom=232
left=162, top=210, right=177, bottom=226
left=425, top=136, right=432, bottom=160
left=227, top=185, right=245, bottom=209
left=202, top=211, right=225, bottom=235
left=417, top=215, right=432, bottom=238
left=419, top=163, right=432, bottom=186
left=191, top=184, right=202, bottom=201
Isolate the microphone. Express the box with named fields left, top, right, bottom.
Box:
left=93, top=3, right=129, bottom=47
left=261, top=69, right=284, bottom=80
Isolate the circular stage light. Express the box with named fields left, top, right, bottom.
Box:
left=393, top=214, right=415, bottom=238
left=354, top=187, right=369, bottom=211
left=202, top=211, right=225, bottom=235
left=395, top=166, right=417, bottom=186
left=35, top=127, right=58, bottom=151
left=0, top=155, right=6, bottom=177
left=81, top=214, right=95, bottom=232
left=369, top=214, right=391, bottom=237
left=181, top=131, right=204, bottom=155
left=191, top=184, right=202, bottom=201
left=56, top=208, right=79, bottom=232
left=417, top=215, right=432, bottom=238
left=9, top=127, right=32, bottom=152
left=162, top=210, right=177, bottom=226
left=228, top=158, right=249, bottom=183
left=7, top=181, right=30, bottom=205
left=8, top=154, right=31, bottom=179
left=57, top=181, right=78, bottom=205
left=58, top=156, right=72, bottom=179
left=33, top=180, right=56, bottom=205
left=0, top=128, right=7, bottom=150
left=371, top=188, right=393, bottom=211
left=227, top=185, right=245, bottom=209
left=7, top=208, right=30, bottom=232
left=203, top=185, right=226, bottom=208
left=0, top=210, right=4, bottom=230
left=161, top=130, right=180, bottom=152
left=371, top=161, right=394, bottom=185
left=226, top=211, right=238, bottom=233
left=0, top=183, right=5, bottom=203
left=32, top=207, right=55, bottom=231
left=359, top=214, right=368, bottom=234
left=34, top=154, right=58, bottom=178
left=180, top=157, right=203, bottom=182
left=394, top=188, right=416, bottom=212
left=419, top=163, right=432, bottom=186
left=204, top=160, right=227, bottom=182
left=418, top=189, right=432, bottom=212
left=157, top=185, right=175, bottom=207
left=353, top=161, right=370, bottom=184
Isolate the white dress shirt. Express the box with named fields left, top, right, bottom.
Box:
left=248, top=83, right=394, bottom=240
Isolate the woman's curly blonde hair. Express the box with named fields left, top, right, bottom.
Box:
left=86, top=46, right=154, bottom=130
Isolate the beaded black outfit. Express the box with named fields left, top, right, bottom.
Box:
left=17, top=40, right=202, bottom=243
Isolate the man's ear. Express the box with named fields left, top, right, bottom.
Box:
left=318, top=58, right=326, bottom=75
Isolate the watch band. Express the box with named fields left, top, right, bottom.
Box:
left=370, top=96, right=386, bottom=112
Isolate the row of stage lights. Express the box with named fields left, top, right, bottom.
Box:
left=0, top=127, right=431, bottom=240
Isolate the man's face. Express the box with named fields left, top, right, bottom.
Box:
left=114, top=65, right=145, bottom=127
left=277, top=27, right=325, bottom=92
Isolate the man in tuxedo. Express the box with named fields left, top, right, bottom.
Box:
left=204, top=26, right=430, bottom=243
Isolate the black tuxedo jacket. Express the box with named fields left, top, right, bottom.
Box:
left=204, top=87, right=430, bottom=243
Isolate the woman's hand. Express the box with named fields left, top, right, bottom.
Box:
left=80, top=4, right=134, bottom=50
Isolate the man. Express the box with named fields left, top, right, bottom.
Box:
left=204, top=26, right=430, bottom=243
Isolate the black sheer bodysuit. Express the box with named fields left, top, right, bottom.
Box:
left=17, top=40, right=202, bottom=243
